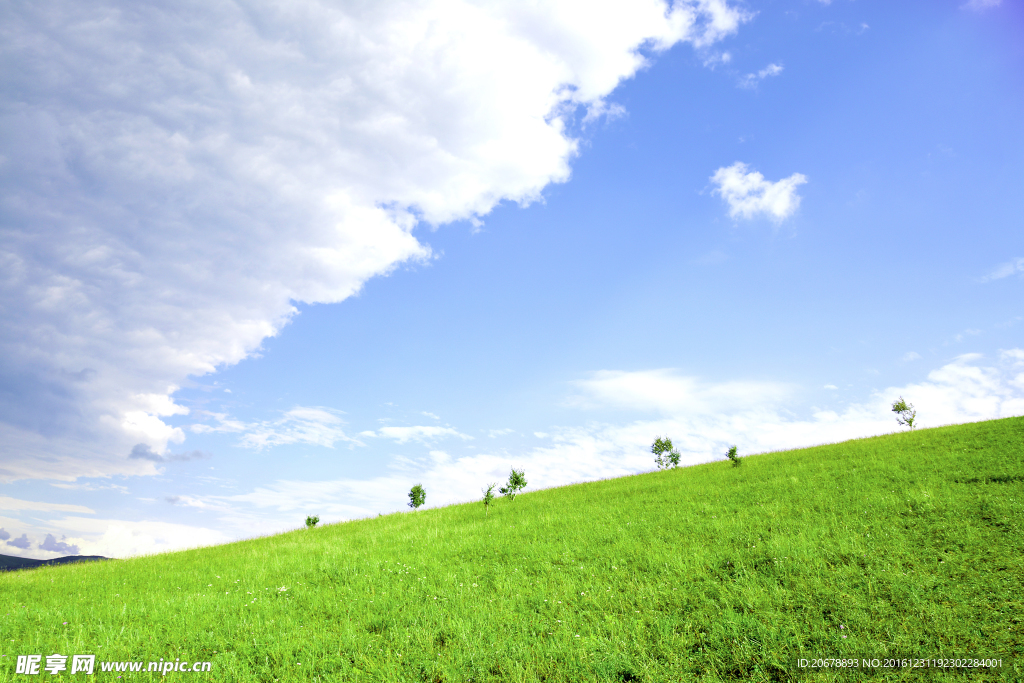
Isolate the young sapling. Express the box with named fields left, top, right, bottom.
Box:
left=499, top=469, right=527, bottom=501
left=892, top=396, right=916, bottom=430
left=408, top=484, right=426, bottom=509
left=726, top=446, right=741, bottom=467
left=482, top=483, right=496, bottom=515
left=652, top=437, right=681, bottom=469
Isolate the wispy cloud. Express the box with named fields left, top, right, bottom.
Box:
left=369, top=426, right=473, bottom=445
left=703, top=51, right=732, bottom=68
left=954, top=329, right=982, bottom=343
left=961, top=0, right=1001, bottom=10
left=128, top=445, right=211, bottom=463
left=192, top=407, right=357, bottom=451
left=567, top=369, right=795, bottom=415
left=979, top=257, right=1024, bottom=282
left=711, top=162, right=807, bottom=222
left=163, top=495, right=233, bottom=512
left=0, top=496, right=94, bottom=514
left=50, top=482, right=129, bottom=493
left=902, top=352, right=923, bottom=362
left=739, top=63, right=783, bottom=88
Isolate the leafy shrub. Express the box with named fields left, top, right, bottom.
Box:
left=499, top=469, right=527, bottom=501
left=305, top=515, right=319, bottom=528
left=726, top=446, right=741, bottom=467
left=892, top=396, right=916, bottom=430
left=482, top=483, right=496, bottom=515
left=408, top=484, right=426, bottom=509
left=652, top=437, right=681, bottom=469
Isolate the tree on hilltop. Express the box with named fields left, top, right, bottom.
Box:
left=499, top=469, right=527, bottom=501
left=892, top=397, right=916, bottom=430
left=408, top=484, right=426, bottom=509
left=652, top=437, right=681, bottom=469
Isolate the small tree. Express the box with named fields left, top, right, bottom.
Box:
left=892, top=396, right=916, bottom=430
left=305, top=515, right=319, bottom=528
left=408, top=484, right=426, bottom=509
left=499, top=468, right=527, bottom=501
left=652, top=437, right=681, bottom=470
left=482, top=483, right=496, bottom=515
left=726, top=445, right=741, bottom=467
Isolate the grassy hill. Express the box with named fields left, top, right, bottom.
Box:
left=1, top=418, right=1021, bottom=682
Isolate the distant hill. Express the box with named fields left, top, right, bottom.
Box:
left=0, top=553, right=107, bottom=571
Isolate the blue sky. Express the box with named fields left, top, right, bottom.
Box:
left=1, top=0, right=1022, bottom=558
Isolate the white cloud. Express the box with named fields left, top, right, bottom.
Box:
left=703, top=51, right=732, bottom=68
left=711, top=162, right=808, bottom=222
left=1002, top=348, right=1024, bottom=365
left=487, top=428, right=515, bottom=438
left=0, top=0, right=747, bottom=483
left=567, top=352, right=1024, bottom=461
left=568, top=368, right=795, bottom=415
left=192, top=407, right=356, bottom=451
left=195, top=413, right=472, bottom=447
left=0, top=496, right=94, bottom=514
left=55, top=517, right=233, bottom=559
left=374, top=425, right=473, bottom=444
left=979, top=257, right=1024, bottom=282
left=823, top=384, right=838, bottom=390
left=739, top=63, right=783, bottom=88
left=902, top=351, right=923, bottom=362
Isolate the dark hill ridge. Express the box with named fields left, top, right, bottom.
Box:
left=0, top=553, right=107, bottom=572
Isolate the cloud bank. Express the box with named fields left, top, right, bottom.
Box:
left=0, top=0, right=747, bottom=482
left=118, top=350, right=1024, bottom=552
left=10, top=350, right=1021, bottom=559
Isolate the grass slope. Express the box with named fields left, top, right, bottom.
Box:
left=2, top=418, right=1022, bottom=682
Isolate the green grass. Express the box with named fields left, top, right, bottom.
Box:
left=2, top=418, right=1022, bottom=682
